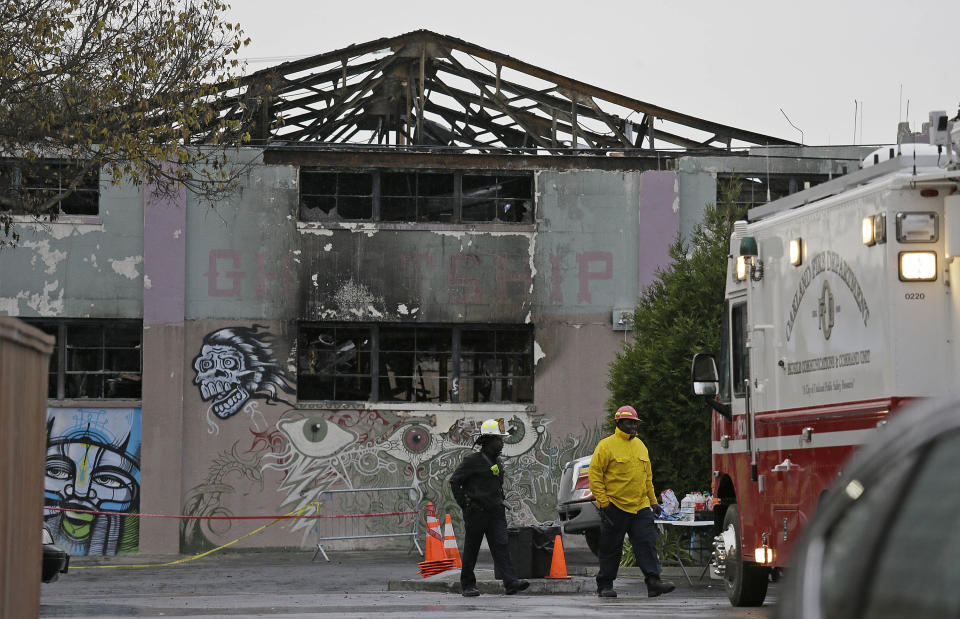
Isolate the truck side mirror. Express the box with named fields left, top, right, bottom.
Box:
left=691, top=353, right=731, bottom=421
left=691, top=353, right=719, bottom=395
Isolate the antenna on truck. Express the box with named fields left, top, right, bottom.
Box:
left=765, top=146, right=771, bottom=203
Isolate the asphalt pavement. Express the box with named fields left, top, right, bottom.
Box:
left=40, top=540, right=777, bottom=618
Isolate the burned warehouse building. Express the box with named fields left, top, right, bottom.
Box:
left=0, top=30, right=865, bottom=555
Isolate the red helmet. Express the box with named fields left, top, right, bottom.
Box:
left=614, top=405, right=639, bottom=421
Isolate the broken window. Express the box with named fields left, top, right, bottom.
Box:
left=462, top=173, right=533, bottom=223
left=300, top=170, right=374, bottom=221
left=459, top=327, right=533, bottom=403
left=299, top=169, right=533, bottom=224
left=296, top=323, right=534, bottom=403
left=381, top=172, right=455, bottom=223
left=25, top=319, right=142, bottom=399
left=379, top=326, right=451, bottom=402
left=297, top=325, right=372, bottom=401
left=1, top=159, right=100, bottom=216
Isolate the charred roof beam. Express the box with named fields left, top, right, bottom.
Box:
left=427, top=69, right=625, bottom=150
left=425, top=77, right=531, bottom=149
left=289, top=57, right=398, bottom=142
left=199, top=30, right=795, bottom=150
left=433, top=60, right=645, bottom=148
left=422, top=99, right=527, bottom=148
left=442, top=50, right=555, bottom=152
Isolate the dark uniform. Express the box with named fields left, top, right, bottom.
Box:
left=449, top=450, right=520, bottom=592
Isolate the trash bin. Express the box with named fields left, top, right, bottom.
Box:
left=494, top=524, right=561, bottom=579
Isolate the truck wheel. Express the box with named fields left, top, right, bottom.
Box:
left=584, top=529, right=601, bottom=556
left=721, top=504, right=768, bottom=606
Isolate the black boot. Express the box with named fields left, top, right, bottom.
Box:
left=505, top=579, right=529, bottom=595
left=645, top=576, right=675, bottom=597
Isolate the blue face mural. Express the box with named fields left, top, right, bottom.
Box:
left=44, top=408, right=141, bottom=555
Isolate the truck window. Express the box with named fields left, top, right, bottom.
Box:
left=731, top=302, right=749, bottom=397
left=718, top=302, right=731, bottom=402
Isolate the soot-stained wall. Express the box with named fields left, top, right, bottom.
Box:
left=1, top=151, right=687, bottom=553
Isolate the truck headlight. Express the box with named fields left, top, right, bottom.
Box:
left=899, top=251, right=937, bottom=281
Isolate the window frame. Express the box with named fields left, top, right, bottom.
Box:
left=298, top=168, right=534, bottom=225
left=718, top=300, right=732, bottom=403
left=730, top=301, right=749, bottom=398
left=1, top=158, right=100, bottom=216
left=297, top=322, right=534, bottom=404
left=24, top=319, right=143, bottom=401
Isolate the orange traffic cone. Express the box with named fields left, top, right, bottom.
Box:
left=424, top=502, right=445, bottom=563
left=546, top=534, right=571, bottom=579
left=442, top=514, right=462, bottom=568
left=417, top=502, right=456, bottom=578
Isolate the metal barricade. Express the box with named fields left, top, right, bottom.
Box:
left=310, top=486, right=424, bottom=561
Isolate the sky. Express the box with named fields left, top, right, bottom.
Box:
left=224, top=0, right=958, bottom=147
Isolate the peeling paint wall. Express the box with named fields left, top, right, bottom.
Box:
left=0, top=181, right=143, bottom=318
left=185, top=158, right=299, bottom=320
left=1, top=149, right=695, bottom=554
left=531, top=170, right=679, bottom=435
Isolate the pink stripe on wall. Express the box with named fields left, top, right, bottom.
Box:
left=637, top=171, right=680, bottom=294
left=143, top=185, right=186, bottom=326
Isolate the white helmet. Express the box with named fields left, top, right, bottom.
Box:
left=478, top=418, right=509, bottom=437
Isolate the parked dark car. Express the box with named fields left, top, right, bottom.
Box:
left=556, top=455, right=601, bottom=555
left=42, top=524, right=69, bottom=583
left=777, top=397, right=960, bottom=618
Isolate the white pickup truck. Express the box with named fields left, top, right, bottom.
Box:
left=556, top=455, right=601, bottom=555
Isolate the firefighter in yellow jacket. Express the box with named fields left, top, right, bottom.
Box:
left=589, top=405, right=675, bottom=598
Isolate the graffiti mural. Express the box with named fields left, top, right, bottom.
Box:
left=44, top=408, right=141, bottom=556
left=180, top=440, right=265, bottom=552
left=192, top=324, right=295, bottom=420
left=180, top=406, right=602, bottom=552
left=180, top=325, right=603, bottom=553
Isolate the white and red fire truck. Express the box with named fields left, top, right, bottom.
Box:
left=692, top=111, right=960, bottom=606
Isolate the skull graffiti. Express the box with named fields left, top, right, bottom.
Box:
left=194, top=344, right=259, bottom=418
left=191, top=326, right=296, bottom=421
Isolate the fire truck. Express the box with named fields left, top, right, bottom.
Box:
left=691, top=111, right=960, bottom=606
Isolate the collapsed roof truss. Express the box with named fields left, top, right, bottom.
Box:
left=201, top=30, right=794, bottom=153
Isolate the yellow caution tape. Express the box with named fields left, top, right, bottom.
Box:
left=71, top=502, right=320, bottom=570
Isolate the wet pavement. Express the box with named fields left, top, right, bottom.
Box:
left=40, top=543, right=777, bottom=617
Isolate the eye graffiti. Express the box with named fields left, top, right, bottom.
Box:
left=403, top=425, right=432, bottom=453
left=192, top=325, right=296, bottom=419
left=277, top=416, right=356, bottom=458
left=263, top=410, right=553, bottom=541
